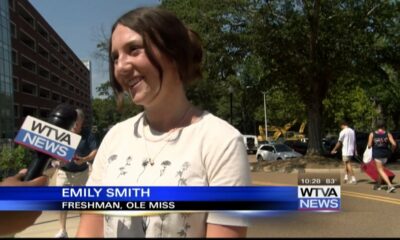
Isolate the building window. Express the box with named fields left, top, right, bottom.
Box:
left=60, top=47, right=67, bottom=58
left=18, top=4, right=35, bottom=28
left=13, top=77, right=19, bottom=92
left=14, top=104, right=20, bottom=118
left=21, top=81, right=37, bottom=96
left=50, top=37, right=59, bottom=50
left=68, top=56, right=74, bottom=65
left=22, top=106, right=37, bottom=118
left=61, top=80, right=67, bottom=88
left=39, top=88, right=50, bottom=99
left=61, top=96, right=68, bottom=103
left=9, top=0, right=15, bottom=11
left=37, top=23, right=48, bottom=40
left=39, top=109, right=51, bottom=119
left=60, top=63, right=67, bottom=73
left=50, top=74, right=60, bottom=85
left=50, top=55, right=59, bottom=67
left=20, top=30, right=36, bottom=51
left=37, top=45, right=49, bottom=60
left=38, top=66, right=50, bottom=80
left=20, top=55, right=36, bottom=73
left=51, top=92, right=60, bottom=102
left=12, top=49, right=18, bottom=65
left=10, top=22, right=17, bottom=38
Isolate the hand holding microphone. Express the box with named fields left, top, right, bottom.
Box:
left=14, top=104, right=81, bottom=181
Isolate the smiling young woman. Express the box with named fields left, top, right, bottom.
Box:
left=77, top=7, right=251, bottom=238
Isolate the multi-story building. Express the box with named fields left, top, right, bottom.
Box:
left=2, top=0, right=93, bottom=138
left=0, top=0, right=14, bottom=138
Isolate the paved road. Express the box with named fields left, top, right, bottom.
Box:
left=16, top=158, right=400, bottom=238
left=250, top=171, right=400, bottom=238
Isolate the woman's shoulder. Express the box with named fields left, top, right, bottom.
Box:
left=194, top=111, right=242, bottom=139
left=105, top=113, right=144, bottom=136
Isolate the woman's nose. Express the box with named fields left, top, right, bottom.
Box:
left=115, top=55, right=133, bottom=74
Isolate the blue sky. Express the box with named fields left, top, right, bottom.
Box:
left=29, top=0, right=160, bottom=98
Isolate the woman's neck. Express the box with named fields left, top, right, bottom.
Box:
left=144, top=94, right=192, bottom=132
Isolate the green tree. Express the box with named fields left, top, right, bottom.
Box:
left=161, top=0, right=258, bottom=128
left=92, top=97, right=141, bottom=141
left=251, top=0, right=400, bottom=155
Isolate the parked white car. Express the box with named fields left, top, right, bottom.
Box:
left=256, top=143, right=302, bottom=162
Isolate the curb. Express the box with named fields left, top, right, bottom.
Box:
left=253, top=166, right=363, bottom=174
left=305, top=168, right=362, bottom=174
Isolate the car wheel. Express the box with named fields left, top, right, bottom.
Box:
left=277, top=158, right=282, bottom=161
left=257, top=155, right=264, bottom=163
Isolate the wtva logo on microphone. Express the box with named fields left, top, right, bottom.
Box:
left=14, top=116, right=81, bottom=162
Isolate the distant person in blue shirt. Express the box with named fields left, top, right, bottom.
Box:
left=367, top=120, right=397, bottom=193
left=53, top=108, right=98, bottom=238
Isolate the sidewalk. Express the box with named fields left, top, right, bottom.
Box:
left=15, top=211, right=80, bottom=238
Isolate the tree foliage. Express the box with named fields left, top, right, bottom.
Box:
left=0, top=146, right=33, bottom=179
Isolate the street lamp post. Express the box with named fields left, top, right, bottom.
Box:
left=262, top=91, right=268, bottom=141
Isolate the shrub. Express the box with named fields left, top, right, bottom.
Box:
left=0, top=146, right=33, bottom=180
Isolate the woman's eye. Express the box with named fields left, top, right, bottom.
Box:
left=111, top=54, right=119, bottom=64
left=130, top=46, right=143, bottom=56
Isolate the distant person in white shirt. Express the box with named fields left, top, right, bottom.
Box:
left=331, top=119, right=357, bottom=184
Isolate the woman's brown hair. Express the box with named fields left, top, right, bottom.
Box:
left=109, top=7, right=203, bottom=109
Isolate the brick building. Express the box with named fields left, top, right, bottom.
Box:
left=0, top=0, right=92, bottom=138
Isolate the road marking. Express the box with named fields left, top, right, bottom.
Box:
left=342, top=191, right=400, bottom=205
left=252, top=181, right=400, bottom=205
left=252, top=180, right=294, bottom=186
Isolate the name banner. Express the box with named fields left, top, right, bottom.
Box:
left=0, top=186, right=299, bottom=211
left=0, top=179, right=341, bottom=212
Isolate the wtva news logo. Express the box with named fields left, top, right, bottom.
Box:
left=14, top=116, right=81, bottom=162
left=298, top=174, right=341, bottom=211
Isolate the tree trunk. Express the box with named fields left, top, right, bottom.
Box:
left=305, top=0, right=324, bottom=156
left=306, top=94, right=324, bottom=156
left=392, top=112, right=400, bottom=130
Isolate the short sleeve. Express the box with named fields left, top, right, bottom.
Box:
left=338, top=130, right=345, bottom=142
left=205, top=134, right=251, bottom=186
left=87, top=132, right=98, bottom=151
left=204, top=133, right=251, bottom=227
left=86, top=126, right=115, bottom=186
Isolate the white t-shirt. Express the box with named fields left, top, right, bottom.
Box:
left=87, top=111, right=251, bottom=238
left=338, top=127, right=356, bottom=157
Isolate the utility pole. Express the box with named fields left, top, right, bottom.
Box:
left=262, top=91, right=268, bottom=140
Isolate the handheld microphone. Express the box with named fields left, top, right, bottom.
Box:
left=14, top=104, right=81, bottom=181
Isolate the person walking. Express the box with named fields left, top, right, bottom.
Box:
left=367, top=120, right=397, bottom=193
left=331, top=119, right=357, bottom=184
left=54, top=108, right=98, bottom=238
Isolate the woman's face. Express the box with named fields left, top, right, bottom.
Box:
left=111, top=24, right=170, bottom=107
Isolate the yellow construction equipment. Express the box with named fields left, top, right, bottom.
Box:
left=258, top=120, right=307, bottom=142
